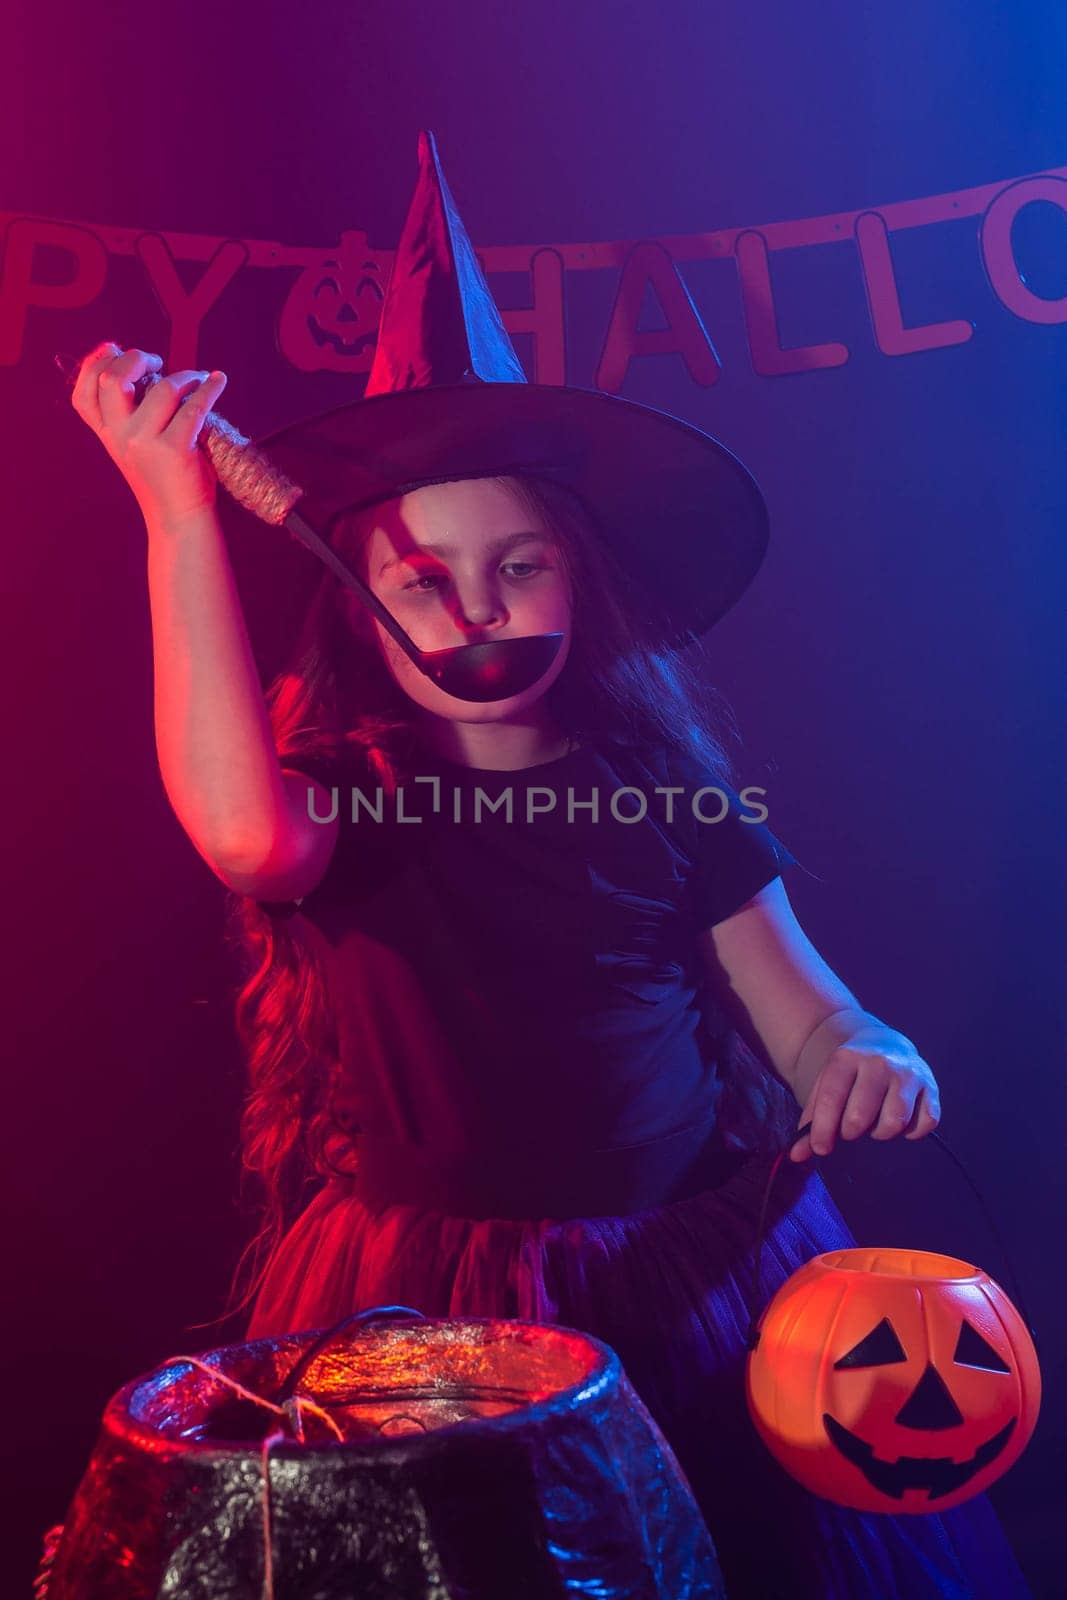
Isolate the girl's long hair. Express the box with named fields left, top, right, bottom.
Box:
left=219, top=473, right=796, bottom=1326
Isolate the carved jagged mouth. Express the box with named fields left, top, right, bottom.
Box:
left=823, top=1414, right=1016, bottom=1500
left=307, top=321, right=378, bottom=354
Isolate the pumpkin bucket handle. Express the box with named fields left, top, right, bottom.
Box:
left=744, top=1125, right=1039, bottom=1354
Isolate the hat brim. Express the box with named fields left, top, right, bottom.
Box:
left=222, top=382, right=769, bottom=647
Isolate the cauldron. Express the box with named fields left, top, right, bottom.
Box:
left=40, top=1309, right=724, bottom=1598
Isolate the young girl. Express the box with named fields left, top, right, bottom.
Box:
left=70, top=136, right=1032, bottom=1599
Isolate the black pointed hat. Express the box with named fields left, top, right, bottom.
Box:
left=243, top=130, right=769, bottom=646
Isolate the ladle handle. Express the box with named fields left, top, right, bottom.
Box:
left=134, top=369, right=307, bottom=527
left=282, top=507, right=426, bottom=670
left=119, top=370, right=429, bottom=675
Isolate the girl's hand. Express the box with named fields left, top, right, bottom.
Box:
left=70, top=341, right=229, bottom=528
left=789, top=1019, right=941, bottom=1162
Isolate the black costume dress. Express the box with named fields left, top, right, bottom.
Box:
left=246, top=735, right=1032, bottom=1598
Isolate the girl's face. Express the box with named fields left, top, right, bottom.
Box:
left=343, top=476, right=574, bottom=724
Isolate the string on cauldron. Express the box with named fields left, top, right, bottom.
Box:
left=160, top=1307, right=426, bottom=1599
left=743, top=1122, right=1039, bottom=1353
left=160, top=1354, right=346, bottom=1441
left=32, top=1356, right=346, bottom=1600
left=157, top=1352, right=344, bottom=1599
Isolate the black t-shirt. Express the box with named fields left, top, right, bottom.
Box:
left=257, top=737, right=798, bottom=1156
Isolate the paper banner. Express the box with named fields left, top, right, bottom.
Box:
left=2, top=162, right=1064, bottom=389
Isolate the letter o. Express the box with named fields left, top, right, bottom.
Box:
left=692, top=786, right=729, bottom=823
left=610, top=786, right=648, bottom=823
left=980, top=176, right=1067, bottom=324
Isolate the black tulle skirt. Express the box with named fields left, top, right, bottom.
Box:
left=247, top=1153, right=1033, bottom=1599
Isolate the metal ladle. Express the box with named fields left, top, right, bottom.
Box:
left=135, top=372, right=565, bottom=704
left=260, top=499, right=564, bottom=704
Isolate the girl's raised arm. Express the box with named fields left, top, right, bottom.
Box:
left=71, top=342, right=338, bottom=903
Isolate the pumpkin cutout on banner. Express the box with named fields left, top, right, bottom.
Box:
left=279, top=229, right=387, bottom=372
left=745, top=1246, right=1041, bottom=1514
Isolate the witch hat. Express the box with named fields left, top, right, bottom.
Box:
left=223, top=129, right=769, bottom=654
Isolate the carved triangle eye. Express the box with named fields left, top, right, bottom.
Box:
left=834, top=1317, right=907, bottom=1369
left=953, top=1319, right=1011, bottom=1372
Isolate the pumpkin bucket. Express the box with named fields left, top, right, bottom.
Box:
left=744, top=1124, right=1041, bottom=1513
left=39, top=1308, right=725, bottom=1598
left=746, top=1246, right=1041, bottom=1513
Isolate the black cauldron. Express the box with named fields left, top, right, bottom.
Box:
left=40, top=1309, right=724, bottom=1598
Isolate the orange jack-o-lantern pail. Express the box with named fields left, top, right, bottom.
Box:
left=745, top=1247, right=1040, bottom=1514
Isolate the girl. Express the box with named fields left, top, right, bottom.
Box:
left=70, top=136, right=1032, bottom=1599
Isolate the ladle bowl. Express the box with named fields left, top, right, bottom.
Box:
left=418, top=633, right=565, bottom=702
left=282, top=505, right=566, bottom=703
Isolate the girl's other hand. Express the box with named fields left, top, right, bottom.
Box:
left=789, top=1020, right=942, bottom=1161
left=70, top=341, right=229, bottom=528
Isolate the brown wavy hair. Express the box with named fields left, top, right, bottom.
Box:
left=216, top=473, right=796, bottom=1328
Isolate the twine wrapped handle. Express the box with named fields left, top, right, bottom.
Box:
left=55, top=350, right=418, bottom=648
left=54, top=350, right=305, bottom=526
left=132, top=370, right=305, bottom=526
left=121, top=372, right=434, bottom=667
